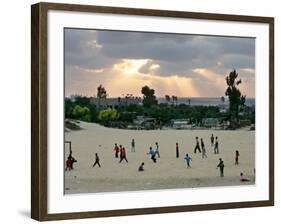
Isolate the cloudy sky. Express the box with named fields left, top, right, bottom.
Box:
left=64, top=28, right=255, bottom=98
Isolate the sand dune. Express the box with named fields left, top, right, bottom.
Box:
left=64, top=121, right=255, bottom=194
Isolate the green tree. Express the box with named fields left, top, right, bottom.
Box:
left=98, top=108, right=119, bottom=121
left=72, top=105, right=91, bottom=121
left=97, top=84, right=107, bottom=99
left=141, top=86, right=158, bottom=107
left=172, top=95, right=178, bottom=106
left=165, top=95, right=170, bottom=104
left=225, top=69, right=246, bottom=127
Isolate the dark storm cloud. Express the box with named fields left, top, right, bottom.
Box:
left=65, top=29, right=255, bottom=78
left=64, top=29, right=119, bottom=70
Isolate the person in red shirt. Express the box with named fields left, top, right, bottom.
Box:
left=119, top=147, right=128, bottom=163
left=176, top=142, right=179, bottom=158
left=113, top=143, right=119, bottom=158
left=65, top=158, right=72, bottom=171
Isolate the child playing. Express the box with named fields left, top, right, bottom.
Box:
left=240, top=173, right=250, bottom=182
left=176, top=143, right=180, bottom=158
left=138, top=162, right=145, bottom=171
left=93, top=153, right=101, bottom=168
left=147, top=147, right=157, bottom=163
left=235, top=150, right=240, bottom=165
left=113, top=143, right=119, bottom=158
left=184, top=153, right=192, bottom=168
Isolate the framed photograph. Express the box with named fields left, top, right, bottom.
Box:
left=31, top=2, right=274, bottom=221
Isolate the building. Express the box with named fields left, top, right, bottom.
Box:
left=171, top=119, right=192, bottom=129
left=133, top=116, right=159, bottom=130
left=201, top=118, right=220, bottom=127
left=90, top=97, right=142, bottom=108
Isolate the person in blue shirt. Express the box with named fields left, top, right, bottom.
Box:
left=147, top=146, right=157, bottom=163
left=184, top=153, right=192, bottom=167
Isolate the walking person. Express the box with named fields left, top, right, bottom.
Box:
left=201, top=138, right=207, bottom=158
left=235, top=150, right=240, bottom=165
left=214, top=136, right=219, bottom=154
left=113, top=143, right=119, bottom=158
left=119, top=147, right=128, bottom=163
left=194, top=137, right=201, bottom=153
left=216, top=158, right=224, bottom=177
left=131, top=139, right=135, bottom=152
left=93, top=153, right=101, bottom=168
left=147, top=147, right=157, bottom=163
left=176, top=142, right=180, bottom=158
left=211, top=133, right=214, bottom=147
left=155, top=142, right=160, bottom=158
left=184, top=153, right=192, bottom=168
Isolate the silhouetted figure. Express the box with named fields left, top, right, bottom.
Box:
left=93, top=153, right=101, bottom=168
left=113, top=143, right=119, bottom=158
left=214, top=136, right=219, bottom=154
left=235, top=150, right=240, bottom=165
left=155, top=142, right=160, bottom=158
left=211, top=133, right=214, bottom=147
left=217, top=158, right=224, bottom=177
left=201, top=138, right=207, bottom=158
left=131, top=139, right=135, bottom=152
left=119, top=147, right=128, bottom=163
left=138, top=162, right=145, bottom=171
left=176, top=143, right=180, bottom=158
left=194, top=137, right=201, bottom=153
left=66, top=151, right=77, bottom=170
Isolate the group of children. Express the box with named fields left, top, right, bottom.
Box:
left=66, top=134, right=249, bottom=182
left=113, top=143, right=129, bottom=163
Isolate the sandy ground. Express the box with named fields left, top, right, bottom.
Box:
left=64, top=121, right=255, bottom=194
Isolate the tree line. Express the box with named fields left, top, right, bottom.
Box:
left=65, top=70, right=253, bottom=128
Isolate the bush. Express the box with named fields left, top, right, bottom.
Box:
left=72, top=105, right=91, bottom=121
left=98, top=108, right=119, bottom=121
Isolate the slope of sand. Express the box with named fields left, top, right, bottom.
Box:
left=65, top=121, right=255, bottom=194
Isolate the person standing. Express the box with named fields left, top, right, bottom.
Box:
left=194, top=137, right=201, bottom=153
left=214, top=136, right=219, bottom=154
left=235, top=150, right=240, bottom=165
left=67, top=150, right=77, bottom=170
left=119, top=147, right=128, bottom=163
left=65, top=158, right=72, bottom=171
left=217, top=158, right=224, bottom=177
left=176, top=143, right=180, bottom=158
left=155, top=142, right=160, bottom=158
left=113, top=143, right=119, bottom=158
left=201, top=138, right=207, bottom=158
left=184, top=153, right=192, bottom=167
left=131, top=139, right=135, bottom=152
left=93, top=153, right=101, bottom=168
left=211, top=133, right=214, bottom=147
